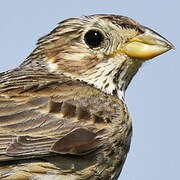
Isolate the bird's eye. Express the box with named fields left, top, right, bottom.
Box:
left=84, top=30, right=104, bottom=48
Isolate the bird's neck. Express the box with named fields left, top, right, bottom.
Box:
left=78, top=57, right=142, bottom=100
left=2, top=56, right=142, bottom=101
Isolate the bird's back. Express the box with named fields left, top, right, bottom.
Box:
left=0, top=72, right=132, bottom=180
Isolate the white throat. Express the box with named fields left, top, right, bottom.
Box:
left=83, top=61, right=123, bottom=99
left=79, top=57, right=142, bottom=101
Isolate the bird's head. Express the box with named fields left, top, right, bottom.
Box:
left=25, top=14, right=174, bottom=99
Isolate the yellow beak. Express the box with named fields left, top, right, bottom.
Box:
left=120, top=26, right=174, bottom=60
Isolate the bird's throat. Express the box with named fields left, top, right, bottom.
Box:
left=79, top=58, right=142, bottom=100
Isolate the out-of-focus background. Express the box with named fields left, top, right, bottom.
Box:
left=0, top=1, right=179, bottom=179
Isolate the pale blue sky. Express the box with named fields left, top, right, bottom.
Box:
left=0, top=1, right=179, bottom=180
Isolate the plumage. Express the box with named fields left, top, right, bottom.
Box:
left=0, top=14, right=173, bottom=179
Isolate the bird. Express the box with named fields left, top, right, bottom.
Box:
left=0, top=14, right=173, bottom=180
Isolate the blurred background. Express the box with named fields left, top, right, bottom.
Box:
left=0, top=0, right=179, bottom=179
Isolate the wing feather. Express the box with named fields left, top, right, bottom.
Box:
left=0, top=83, right=109, bottom=161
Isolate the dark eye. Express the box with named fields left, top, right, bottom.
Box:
left=84, top=30, right=104, bottom=48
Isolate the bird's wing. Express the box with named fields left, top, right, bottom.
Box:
left=0, top=80, right=111, bottom=162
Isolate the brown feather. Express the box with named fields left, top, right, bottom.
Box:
left=0, top=14, right=149, bottom=179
